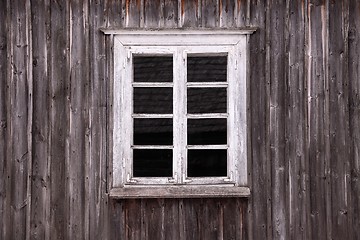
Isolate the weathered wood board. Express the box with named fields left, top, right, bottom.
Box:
left=0, top=0, right=359, bottom=239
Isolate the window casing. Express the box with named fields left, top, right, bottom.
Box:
left=106, top=30, right=254, bottom=197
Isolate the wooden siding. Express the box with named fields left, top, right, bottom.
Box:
left=0, top=0, right=359, bottom=239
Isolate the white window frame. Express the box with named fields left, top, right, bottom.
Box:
left=102, top=30, right=255, bottom=198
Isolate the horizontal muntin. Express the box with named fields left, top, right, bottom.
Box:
left=187, top=113, right=228, bottom=119
left=186, top=82, right=228, bottom=88
left=132, top=114, right=173, bottom=118
left=132, top=145, right=174, bottom=149
left=187, top=145, right=228, bottom=149
left=132, top=82, right=174, bottom=87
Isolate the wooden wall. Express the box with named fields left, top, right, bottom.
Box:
left=0, top=0, right=359, bottom=239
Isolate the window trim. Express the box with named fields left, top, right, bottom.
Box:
left=103, top=29, right=256, bottom=198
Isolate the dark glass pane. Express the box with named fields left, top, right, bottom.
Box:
left=134, top=119, right=173, bottom=145
left=133, top=149, right=172, bottom=177
left=187, top=88, right=226, bottom=113
left=134, top=87, right=173, bottom=114
left=187, top=56, right=227, bottom=82
left=187, top=119, right=227, bottom=145
left=187, top=149, right=227, bottom=177
left=134, top=56, right=173, bottom=82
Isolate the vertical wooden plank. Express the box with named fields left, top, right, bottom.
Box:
left=182, top=198, right=201, bottom=239
left=0, top=0, right=7, bottom=238
left=67, top=0, right=89, bottom=239
left=143, top=0, right=178, bottom=28
left=234, top=0, right=248, bottom=27
left=49, top=1, right=69, bottom=239
left=219, top=0, right=235, bottom=28
left=237, top=199, right=248, bottom=240
left=143, top=199, right=165, bottom=240
left=26, top=1, right=34, bottom=237
left=125, top=199, right=142, bottom=240
left=328, top=1, right=351, bottom=239
left=109, top=199, right=126, bottom=240
left=125, top=0, right=142, bottom=28
left=30, top=0, right=51, bottom=239
left=163, top=0, right=178, bottom=28
left=144, top=0, right=162, bottom=28
left=248, top=1, right=269, bottom=240
left=89, top=0, right=109, bottom=239
left=348, top=1, right=360, bottom=239
left=223, top=198, right=240, bottom=240
left=183, top=198, right=223, bottom=240
left=307, top=1, right=329, bottom=239
left=201, top=0, right=219, bottom=28
left=4, top=2, right=12, bottom=239
left=107, top=0, right=125, bottom=28
left=286, top=1, right=309, bottom=239
left=0, top=0, right=7, bottom=237
left=164, top=199, right=180, bottom=240
left=201, top=199, right=221, bottom=240
left=268, top=1, right=288, bottom=239
left=8, top=0, right=31, bottom=238
left=178, top=199, right=185, bottom=240
left=3, top=2, right=12, bottom=238
left=180, top=0, right=200, bottom=28
left=84, top=1, right=91, bottom=239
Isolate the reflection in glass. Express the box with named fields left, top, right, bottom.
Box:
left=187, top=88, right=227, bottom=113
left=134, top=56, right=173, bottom=82
left=187, top=119, right=227, bottom=145
left=133, top=149, right=172, bottom=177
left=134, top=87, right=173, bottom=114
left=134, top=118, right=173, bottom=145
left=187, top=56, right=227, bottom=82
left=187, top=149, right=227, bottom=177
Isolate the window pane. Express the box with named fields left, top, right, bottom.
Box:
left=134, top=119, right=173, bottom=145
left=187, top=88, right=226, bottom=113
left=187, top=119, right=227, bottom=145
left=187, top=149, right=227, bottom=177
left=134, top=87, right=173, bottom=114
left=187, top=56, right=227, bottom=82
left=133, top=149, right=172, bottom=177
left=134, top=56, right=173, bottom=82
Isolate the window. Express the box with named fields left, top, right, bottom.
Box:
left=103, top=30, right=255, bottom=198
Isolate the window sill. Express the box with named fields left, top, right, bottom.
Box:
left=109, top=185, right=250, bottom=199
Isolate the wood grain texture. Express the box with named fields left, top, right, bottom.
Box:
left=307, top=1, right=329, bottom=239
left=30, top=0, right=50, bottom=239
left=201, top=0, right=219, bottom=28
left=89, top=1, right=109, bottom=239
left=107, top=0, right=125, bottom=28
left=109, top=199, right=125, bottom=240
left=125, top=0, right=142, bottom=28
left=144, top=0, right=162, bottom=28
left=286, top=1, right=309, bottom=239
left=67, top=1, right=89, bottom=239
left=328, top=1, right=351, bottom=239
left=49, top=1, right=69, bottom=239
left=268, top=1, right=287, bottom=239
left=180, top=0, right=200, bottom=27
left=8, top=0, right=31, bottom=239
left=0, top=1, right=359, bottom=239
left=163, top=0, right=178, bottom=27
left=0, top=0, right=7, bottom=239
left=349, top=1, right=360, bottom=239
left=219, top=0, right=235, bottom=27
left=234, top=0, right=248, bottom=27
left=3, top=1, right=12, bottom=238
left=248, top=0, right=270, bottom=239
